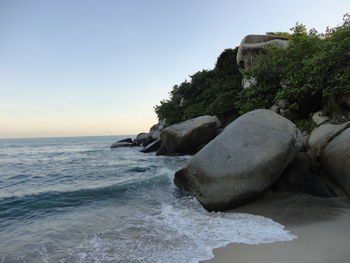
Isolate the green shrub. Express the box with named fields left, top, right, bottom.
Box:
left=248, top=15, right=350, bottom=119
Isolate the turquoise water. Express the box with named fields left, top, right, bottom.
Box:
left=0, top=136, right=295, bottom=263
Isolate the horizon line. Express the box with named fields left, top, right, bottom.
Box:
left=0, top=134, right=137, bottom=140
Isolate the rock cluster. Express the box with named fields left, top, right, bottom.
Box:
left=109, top=33, right=350, bottom=211
left=111, top=107, right=350, bottom=212
left=111, top=115, right=221, bottom=156
left=171, top=109, right=350, bottom=211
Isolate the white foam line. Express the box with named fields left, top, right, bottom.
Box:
left=68, top=197, right=296, bottom=263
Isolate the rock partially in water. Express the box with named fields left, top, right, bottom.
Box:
left=110, top=141, right=135, bottom=149
left=117, top=138, right=133, bottom=143
left=156, top=145, right=168, bottom=156
left=135, top=133, right=154, bottom=147
left=140, top=139, right=162, bottom=153
left=110, top=138, right=134, bottom=148
left=159, top=115, right=221, bottom=156
left=174, top=109, right=300, bottom=211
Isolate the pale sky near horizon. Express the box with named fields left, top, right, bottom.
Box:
left=0, top=0, right=349, bottom=138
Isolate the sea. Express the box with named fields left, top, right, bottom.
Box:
left=0, top=135, right=296, bottom=263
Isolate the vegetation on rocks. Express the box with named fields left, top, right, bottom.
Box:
left=247, top=14, right=350, bottom=119
left=154, top=48, right=243, bottom=126
left=155, top=14, right=350, bottom=129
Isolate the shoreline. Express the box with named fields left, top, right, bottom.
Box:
left=202, top=192, right=350, bottom=263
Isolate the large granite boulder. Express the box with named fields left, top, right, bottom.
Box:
left=159, top=115, right=221, bottom=156
left=321, top=128, right=350, bottom=197
left=237, top=34, right=289, bottom=70
left=308, top=122, right=350, bottom=157
left=174, top=109, right=300, bottom=211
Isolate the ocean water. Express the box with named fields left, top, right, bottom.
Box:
left=0, top=136, right=296, bottom=263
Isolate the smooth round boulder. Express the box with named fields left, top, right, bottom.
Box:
left=159, top=115, right=221, bottom=156
left=174, top=109, right=300, bottom=211
left=321, top=128, right=350, bottom=197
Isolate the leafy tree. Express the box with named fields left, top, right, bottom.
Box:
left=154, top=48, right=242, bottom=126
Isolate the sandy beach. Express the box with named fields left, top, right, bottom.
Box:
left=202, top=192, right=350, bottom=263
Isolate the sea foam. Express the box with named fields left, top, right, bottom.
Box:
left=67, top=195, right=296, bottom=263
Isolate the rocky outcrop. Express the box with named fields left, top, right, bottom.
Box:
left=237, top=34, right=289, bottom=70
left=308, top=122, right=350, bottom=157
left=174, top=109, right=300, bottom=211
left=321, top=128, right=350, bottom=197
left=159, top=115, right=221, bottom=156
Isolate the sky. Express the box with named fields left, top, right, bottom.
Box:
left=0, top=0, right=349, bottom=138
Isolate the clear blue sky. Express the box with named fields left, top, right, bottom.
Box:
left=0, top=0, right=349, bottom=138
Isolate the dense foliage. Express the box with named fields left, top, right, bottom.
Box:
left=154, top=48, right=242, bottom=126
left=243, top=15, right=350, bottom=119
left=155, top=15, right=350, bottom=129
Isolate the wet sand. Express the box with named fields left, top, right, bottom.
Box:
left=202, top=193, right=350, bottom=263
